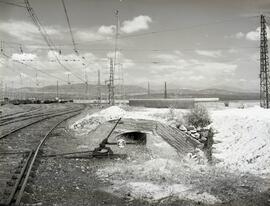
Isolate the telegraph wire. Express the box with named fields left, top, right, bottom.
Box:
left=0, top=0, right=26, bottom=8
left=60, top=0, right=89, bottom=85
left=0, top=40, right=259, bottom=52
left=74, top=15, right=258, bottom=44
left=60, top=0, right=78, bottom=55
left=1, top=52, right=68, bottom=83
left=24, top=0, right=85, bottom=82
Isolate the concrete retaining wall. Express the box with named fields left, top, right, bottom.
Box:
left=129, top=99, right=195, bottom=109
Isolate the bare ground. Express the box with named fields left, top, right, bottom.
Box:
left=23, top=107, right=270, bottom=206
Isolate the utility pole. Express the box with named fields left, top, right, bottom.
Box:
left=0, top=80, right=3, bottom=101
left=84, top=68, right=88, bottom=100
left=147, top=82, right=150, bottom=97
left=4, top=83, right=7, bottom=99
left=19, top=74, right=23, bottom=100
left=108, top=58, right=115, bottom=105
left=111, top=9, right=119, bottom=105
left=260, top=14, right=270, bottom=108
left=97, top=69, right=101, bottom=105
left=121, top=64, right=125, bottom=100
left=164, top=81, right=167, bottom=99
left=35, top=72, right=39, bottom=100
left=11, top=81, right=14, bottom=100
left=56, top=80, right=59, bottom=99
left=113, top=9, right=119, bottom=80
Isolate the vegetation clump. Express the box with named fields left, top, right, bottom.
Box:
left=185, top=104, right=212, bottom=128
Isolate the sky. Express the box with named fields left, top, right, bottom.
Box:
left=0, top=0, right=270, bottom=91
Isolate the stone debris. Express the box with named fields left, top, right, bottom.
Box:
left=179, top=125, right=187, bottom=132
left=179, top=124, right=211, bottom=145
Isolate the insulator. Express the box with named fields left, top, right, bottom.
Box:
left=20, top=46, right=23, bottom=53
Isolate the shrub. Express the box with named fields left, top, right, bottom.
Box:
left=168, top=105, right=175, bottom=120
left=185, top=104, right=212, bottom=128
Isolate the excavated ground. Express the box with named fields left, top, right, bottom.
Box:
left=24, top=107, right=270, bottom=206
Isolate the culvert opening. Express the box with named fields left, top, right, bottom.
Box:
left=117, top=131, right=147, bottom=145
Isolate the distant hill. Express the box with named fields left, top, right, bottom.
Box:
left=11, top=83, right=147, bottom=100
left=5, top=84, right=259, bottom=101
left=131, top=88, right=260, bottom=101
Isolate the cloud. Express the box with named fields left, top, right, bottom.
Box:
left=106, top=51, right=135, bottom=68
left=148, top=52, right=237, bottom=86
left=193, top=62, right=237, bottom=75
left=195, top=50, right=222, bottom=58
left=228, top=48, right=238, bottom=54
left=189, top=75, right=205, bottom=81
left=246, top=26, right=270, bottom=41
left=98, top=25, right=115, bottom=35
left=75, top=30, right=104, bottom=41
left=235, top=32, right=244, bottom=39
left=11, top=53, right=37, bottom=61
left=121, top=15, right=152, bottom=34
left=246, top=27, right=260, bottom=41
left=0, top=20, right=60, bottom=42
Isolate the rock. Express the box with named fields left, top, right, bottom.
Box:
left=179, top=125, right=187, bottom=131
left=200, top=137, right=207, bottom=142
left=203, top=125, right=211, bottom=130
left=213, top=140, right=222, bottom=144
left=187, top=126, right=195, bottom=131
left=194, top=133, right=200, bottom=139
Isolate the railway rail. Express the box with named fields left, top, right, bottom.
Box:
left=0, top=107, right=42, bottom=120
left=0, top=107, right=83, bottom=139
left=0, top=106, right=79, bottom=126
left=0, top=108, right=83, bottom=206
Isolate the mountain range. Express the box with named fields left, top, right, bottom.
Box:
left=4, top=83, right=259, bottom=101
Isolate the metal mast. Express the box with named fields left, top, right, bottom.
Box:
left=56, top=80, right=59, bottom=99
left=260, top=15, right=270, bottom=108
left=108, top=58, right=115, bottom=105
left=113, top=9, right=119, bottom=80
left=97, top=69, right=101, bottom=105
left=0, top=80, right=3, bottom=101
left=84, top=69, right=88, bottom=100
left=107, top=10, right=119, bottom=105
left=164, top=81, right=167, bottom=99
left=147, top=82, right=150, bottom=97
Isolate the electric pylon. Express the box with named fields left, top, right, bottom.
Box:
left=97, top=69, right=101, bottom=105
left=148, top=82, right=150, bottom=97
left=260, top=15, right=270, bottom=108
left=108, top=58, right=115, bottom=105
left=164, top=81, right=167, bottom=99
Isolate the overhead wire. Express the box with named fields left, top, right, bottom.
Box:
left=1, top=52, right=68, bottom=83
left=24, top=0, right=85, bottom=82
left=0, top=58, right=36, bottom=84
left=74, top=15, right=259, bottom=45
left=0, top=0, right=26, bottom=8
left=60, top=0, right=89, bottom=84
left=60, top=0, right=78, bottom=54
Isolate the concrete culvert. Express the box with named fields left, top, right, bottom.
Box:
left=116, top=131, right=147, bottom=145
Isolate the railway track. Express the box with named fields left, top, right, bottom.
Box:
left=0, top=106, right=79, bottom=126
left=0, top=107, right=42, bottom=120
left=0, top=107, right=83, bottom=139
left=0, top=108, right=83, bottom=206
